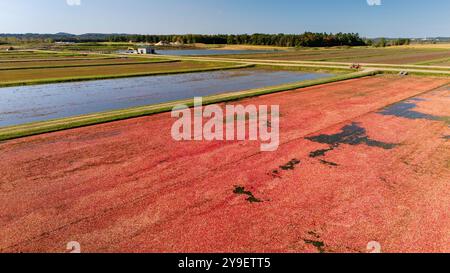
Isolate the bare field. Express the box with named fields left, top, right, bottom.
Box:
left=0, top=61, right=235, bottom=83
left=0, top=56, right=110, bottom=63
left=415, top=57, right=450, bottom=66
left=0, top=51, right=106, bottom=61
left=0, top=57, right=163, bottom=69
left=0, top=57, right=117, bottom=64
left=211, top=44, right=291, bottom=51
left=214, top=47, right=450, bottom=65
left=400, top=43, right=450, bottom=49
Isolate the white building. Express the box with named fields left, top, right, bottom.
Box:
left=125, top=46, right=154, bottom=55
left=137, top=46, right=155, bottom=54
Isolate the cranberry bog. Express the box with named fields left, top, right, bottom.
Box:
left=0, top=75, right=449, bottom=253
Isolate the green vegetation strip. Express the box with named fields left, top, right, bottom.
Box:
left=0, top=70, right=379, bottom=141
left=381, top=70, right=450, bottom=77
left=254, top=64, right=350, bottom=74
left=0, top=63, right=252, bottom=88
left=0, top=59, right=178, bottom=71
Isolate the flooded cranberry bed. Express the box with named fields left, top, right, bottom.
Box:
left=0, top=69, right=333, bottom=127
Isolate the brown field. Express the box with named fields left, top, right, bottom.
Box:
left=0, top=57, right=159, bottom=69
left=0, top=61, right=232, bottom=83
left=328, top=51, right=450, bottom=64
left=0, top=52, right=82, bottom=57
left=416, top=58, right=450, bottom=66
left=0, top=52, right=106, bottom=61
left=215, top=47, right=450, bottom=65
left=435, top=61, right=450, bottom=66
left=214, top=44, right=292, bottom=51
left=0, top=51, right=45, bottom=55
left=400, top=43, right=450, bottom=49
left=0, top=57, right=117, bottom=64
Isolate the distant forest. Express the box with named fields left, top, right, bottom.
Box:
left=0, top=32, right=431, bottom=47
left=0, top=32, right=369, bottom=47
left=108, top=32, right=368, bottom=47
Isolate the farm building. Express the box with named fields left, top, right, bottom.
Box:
left=125, top=46, right=155, bottom=54
left=137, top=46, right=155, bottom=54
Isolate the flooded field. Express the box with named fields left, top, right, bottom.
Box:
left=0, top=69, right=333, bottom=127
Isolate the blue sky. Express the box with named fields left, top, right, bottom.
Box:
left=0, top=0, right=449, bottom=38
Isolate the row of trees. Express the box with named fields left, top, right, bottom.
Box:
left=366, top=38, right=411, bottom=47
left=1, top=33, right=415, bottom=48
left=107, top=32, right=367, bottom=47
left=391, top=38, right=411, bottom=46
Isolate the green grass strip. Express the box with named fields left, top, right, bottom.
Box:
left=0, top=63, right=253, bottom=88
left=0, top=59, right=177, bottom=71
left=0, top=70, right=379, bottom=141
left=381, top=70, right=450, bottom=77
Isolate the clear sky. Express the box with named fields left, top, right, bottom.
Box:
left=0, top=0, right=449, bottom=38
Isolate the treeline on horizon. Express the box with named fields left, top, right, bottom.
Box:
left=0, top=32, right=418, bottom=47
left=108, top=32, right=368, bottom=47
